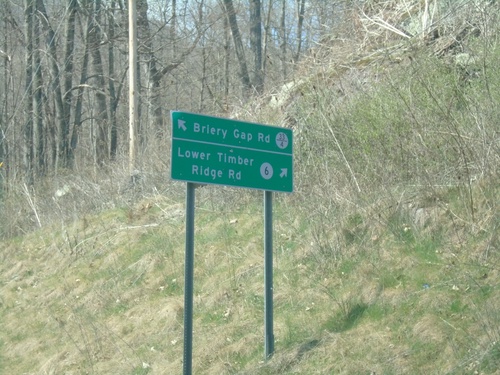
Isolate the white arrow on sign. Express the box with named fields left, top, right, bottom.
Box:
left=280, top=168, right=288, bottom=178
left=178, top=119, right=187, bottom=131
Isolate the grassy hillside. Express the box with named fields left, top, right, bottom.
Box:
left=1, top=1, right=499, bottom=374
left=1, top=179, right=498, bottom=374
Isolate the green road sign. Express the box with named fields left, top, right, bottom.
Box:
left=171, top=111, right=293, bottom=192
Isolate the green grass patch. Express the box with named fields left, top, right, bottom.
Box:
left=337, top=258, right=359, bottom=277
left=479, top=341, right=500, bottom=373
left=365, top=302, right=392, bottom=322
left=408, top=236, right=441, bottom=263
left=323, top=302, right=368, bottom=333
left=130, top=365, right=151, bottom=375
left=138, top=232, right=175, bottom=257
left=0, top=339, right=3, bottom=373
left=377, top=268, right=404, bottom=289
left=450, top=299, right=468, bottom=315
left=342, top=212, right=368, bottom=246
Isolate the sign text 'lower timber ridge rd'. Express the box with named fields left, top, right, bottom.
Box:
left=171, top=111, right=293, bottom=192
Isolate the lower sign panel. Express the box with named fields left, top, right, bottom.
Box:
left=171, top=139, right=293, bottom=192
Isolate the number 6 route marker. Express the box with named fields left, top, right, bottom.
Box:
left=170, top=112, right=294, bottom=375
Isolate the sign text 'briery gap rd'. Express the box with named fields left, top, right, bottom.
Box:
left=171, top=111, right=293, bottom=192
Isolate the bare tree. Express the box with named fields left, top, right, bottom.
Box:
left=137, top=0, right=163, bottom=139
left=0, top=0, right=12, bottom=186
left=107, top=0, right=119, bottom=159
left=223, top=5, right=230, bottom=110
left=23, top=0, right=34, bottom=183
left=129, top=0, right=138, bottom=174
left=222, top=0, right=251, bottom=94
left=137, top=0, right=202, bottom=138
left=280, top=0, right=287, bottom=81
left=294, top=0, right=306, bottom=63
left=36, top=0, right=68, bottom=171
left=62, top=0, right=77, bottom=167
left=32, top=4, right=43, bottom=174
left=249, top=0, right=263, bottom=93
left=69, top=3, right=92, bottom=167
left=86, top=0, right=109, bottom=165
left=262, top=0, right=273, bottom=80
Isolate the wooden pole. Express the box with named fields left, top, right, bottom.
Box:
left=128, top=0, right=138, bottom=176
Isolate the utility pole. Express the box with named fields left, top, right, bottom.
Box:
left=128, top=0, right=138, bottom=176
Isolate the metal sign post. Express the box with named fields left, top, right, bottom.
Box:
left=183, top=182, right=196, bottom=375
left=264, top=190, right=274, bottom=359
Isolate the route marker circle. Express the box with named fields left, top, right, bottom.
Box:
left=276, top=132, right=289, bottom=149
left=260, top=163, right=273, bottom=180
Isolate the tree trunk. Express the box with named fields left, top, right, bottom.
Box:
left=222, top=0, right=251, bottom=95
left=129, top=0, right=138, bottom=174
left=23, top=0, right=34, bottom=183
left=87, top=0, right=109, bottom=165
left=0, top=121, right=5, bottom=191
left=32, top=10, right=44, bottom=174
left=200, top=40, right=206, bottom=112
left=223, top=7, right=230, bottom=111
left=249, top=0, right=263, bottom=93
left=280, top=0, right=287, bottom=82
left=171, top=0, right=178, bottom=108
left=69, top=17, right=91, bottom=166
left=138, top=0, right=202, bottom=137
left=262, top=0, right=273, bottom=79
left=1, top=0, right=10, bottom=187
left=137, top=0, right=163, bottom=139
left=62, top=0, right=77, bottom=167
left=36, top=0, right=68, bottom=172
left=294, top=0, right=306, bottom=63
left=108, top=0, right=118, bottom=159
